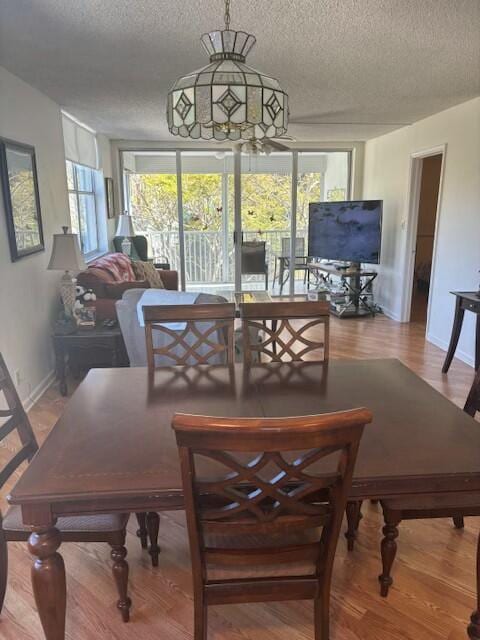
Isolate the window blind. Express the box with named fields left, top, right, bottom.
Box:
left=62, top=113, right=98, bottom=170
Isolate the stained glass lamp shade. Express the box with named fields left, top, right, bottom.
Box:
left=167, top=29, right=288, bottom=141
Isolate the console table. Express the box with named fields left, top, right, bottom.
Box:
left=52, top=326, right=128, bottom=396
left=442, top=291, right=480, bottom=373
left=308, top=263, right=377, bottom=317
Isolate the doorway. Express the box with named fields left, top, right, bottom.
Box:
left=409, top=153, right=443, bottom=325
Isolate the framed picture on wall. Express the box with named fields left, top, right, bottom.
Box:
left=105, top=176, right=115, bottom=219
left=0, top=137, right=44, bottom=261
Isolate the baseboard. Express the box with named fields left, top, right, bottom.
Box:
left=379, top=305, right=403, bottom=322
left=23, top=369, right=56, bottom=412
left=426, top=332, right=475, bottom=368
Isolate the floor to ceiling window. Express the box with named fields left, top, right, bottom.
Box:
left=240, top=153, right=292, bottom=291
left=124, top=151, right=181, bottom=276
left=121, top=148, right=351, bottom=294
left=181, top=152, right=234, bottom=290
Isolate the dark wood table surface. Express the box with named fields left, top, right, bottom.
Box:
left=9, top=359, right=480, bottom=639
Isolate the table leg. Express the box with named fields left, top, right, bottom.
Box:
left=378, top=508, right=401, bottom=597
left=468, top=531, right=480, bottom=638
left=279, top=259, right=286, bottom=294
left=147, top=512, right=161, bottom=567
left=442, top=297, right=464, bottom=373
left=28, top=526, right=66, bottom=640
left=54, top=343, right=68, bottom=397
left=475, top=315, right=480, bottom=372
left=345, top=501, right=362, bottom=551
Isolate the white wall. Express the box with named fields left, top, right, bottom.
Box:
left=363, top=97, right=480, bottom=365
left=0, top=66, right=70, bottom=405
left=97, top=133, right=117, bottom=245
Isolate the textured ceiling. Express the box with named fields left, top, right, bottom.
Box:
left=0, top=0, right=479, bottom=141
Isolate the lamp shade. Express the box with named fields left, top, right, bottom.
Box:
left=115, top=214, right=135, bottom=237
left=47, top=229, right=86, bottom=272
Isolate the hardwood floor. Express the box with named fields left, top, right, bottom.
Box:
left=1, top=313, right=478, bottom=639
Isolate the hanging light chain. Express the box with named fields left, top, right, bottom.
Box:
left=224, top=0, right=231, bottom=30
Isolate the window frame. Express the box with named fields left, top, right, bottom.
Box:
left=67, top=160, right=102, bottom=260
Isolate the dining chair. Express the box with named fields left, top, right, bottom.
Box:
left=371, top=371, right=480, bottom=597
left=240, top=300, right=330, bottom=365
left=172, top=407, right=372, bottom=640
left=0, top=353, right=132, bottom=621
left=143, top=303, right=236, bottom=371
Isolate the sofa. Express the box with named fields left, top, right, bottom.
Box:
left=77, top=253, right=178, bottom=321
left=116, top=288, right=228, bottom=366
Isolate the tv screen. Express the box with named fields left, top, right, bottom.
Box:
left=308, top=200, right=382, bottom=264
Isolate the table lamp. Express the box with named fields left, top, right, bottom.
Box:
left=47, top=226, right=86, bottom=316
left=115, top=212, right=135, bottom=256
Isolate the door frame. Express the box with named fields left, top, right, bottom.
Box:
left=401, top=144, right=446, bottom=330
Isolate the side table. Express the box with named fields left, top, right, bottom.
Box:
left=442, top=292, right=480, bottom=373
left=52, top=326, right=128, bottom=396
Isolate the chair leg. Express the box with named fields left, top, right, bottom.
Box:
left=345, top=500, right=362, bottom=551
left=135, top=513, right=148, bottom=549
left=193, top=590, right=208, bottom=640
left=0, top=527, right=7, bottom=614
left=109, top=538, right=131, bottom=622
left=453, top=516, right=465, bottom=529
left=314, top=589, right=330, bottom=640
left=378, top=508, right=401, bottom=597
left=147, top=512, right=161, bottom=567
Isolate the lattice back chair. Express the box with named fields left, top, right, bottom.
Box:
left=240, top=300, right=330, bottom=365
left=0, top=352, right=133, bottom=621
left=143, top=303, right=236, bottom=372
left=173, top=408, right=371, bottom=640
left=464, top=367, right=480, bottom=417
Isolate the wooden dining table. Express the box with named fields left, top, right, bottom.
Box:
left=8, top=358, right=480, bottom=640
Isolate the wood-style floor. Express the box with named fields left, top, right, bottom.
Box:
left=1, top=313, right=478, bottom=639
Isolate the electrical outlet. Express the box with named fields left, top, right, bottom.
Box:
left=14, top=369, right=22, bottom=386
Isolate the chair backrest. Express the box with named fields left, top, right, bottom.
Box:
left=240, top=300, right=330, bottom=365
left=132, top=235, right=149, bottom=261
left=464, top=368, right=480, bottom=417
left=173, top=408, right=371, bottom=588
left=0, top=353, right=38, bottom=492
left=113, top=236, right=141, bottom=261
left=241, top=241, right=266, bottom=275
left=281, top=237, right=305, bottom=257
left=143, top=303, right=236, bottom=370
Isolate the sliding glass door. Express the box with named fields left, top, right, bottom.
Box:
left=181, top=152, right=234, bottom=291
left=240, top=152, right=292, bottom=292
left=122, top=148, right=351, bottom=294
left=124, top=151, right=181, bottom=273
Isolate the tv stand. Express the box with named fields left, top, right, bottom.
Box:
left=308, top=263, right=378, bottom=318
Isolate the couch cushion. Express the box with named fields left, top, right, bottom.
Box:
left=104, top=280, right=150, bottom=299
left=131, top=260, right=165, bottom=288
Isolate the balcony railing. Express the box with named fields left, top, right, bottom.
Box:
left=148, top=228, right=307, bottom=284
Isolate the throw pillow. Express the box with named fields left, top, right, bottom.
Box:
left=132, top=261, right=165, bottom=289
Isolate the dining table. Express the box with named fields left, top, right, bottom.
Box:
left=8, top=358, right=480, bottom=640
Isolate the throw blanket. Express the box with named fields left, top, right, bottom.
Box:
left=137, top=289, right=199, bottom=328
left=89, top=253, right=136, bottom=282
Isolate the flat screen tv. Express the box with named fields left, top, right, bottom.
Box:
left=308, top=200, right=382, bottom=264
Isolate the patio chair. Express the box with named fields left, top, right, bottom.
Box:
left=241, top=241, right=268, bottom=289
